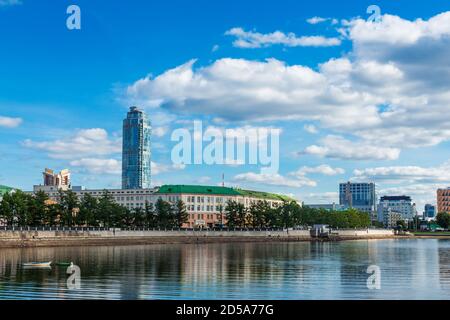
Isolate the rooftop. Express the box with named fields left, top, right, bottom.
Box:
left=156, top=185, right=296, bottom=202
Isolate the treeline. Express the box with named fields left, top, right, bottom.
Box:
left=0, top=190, right=188, bottom=228
left=0, top=190, right=371, bottom=229
left=226, top=200, right=371, bottom=229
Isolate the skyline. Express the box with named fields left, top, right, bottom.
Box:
left=1, top=0, right=450, bottom=210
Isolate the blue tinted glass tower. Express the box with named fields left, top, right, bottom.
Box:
left=122, top=106, right=151, bottom=189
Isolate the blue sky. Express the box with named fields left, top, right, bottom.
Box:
left=1, top=0, right=450, bottom=210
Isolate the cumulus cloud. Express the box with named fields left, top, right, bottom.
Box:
left=126, top=10, right=450, bottom=159
left=225, top=27, right=341, bottom=48
left=233, top=172, right=317, bottom=188
left=0, top=116, right=22, bottom=128
left=303, top=124, right=318, bottom=134
left=291, top=164, right=345, bottom=177
left=352, top=161, right=450, bottom=184
left=302, top=135, right=400, bottom=161
left=22, top=128, right=121, bottom=160
left=70, top=158, right=121, bottom=175
left=151, top=161, right=185, bottom=175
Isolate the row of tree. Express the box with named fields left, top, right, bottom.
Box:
left=225, top=200, right=371, bottom=229
left=0, top=190, right=188, bottom=228
left=0, top=190, right=371, bottom=229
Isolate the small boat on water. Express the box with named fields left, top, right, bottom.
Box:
left=22, top=261, right=52, bottom=268
left=55, top=261, right=73, bottom=267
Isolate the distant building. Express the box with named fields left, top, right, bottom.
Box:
left=437, top=188, right=450, bottom=213
left=383, top=210, right=403, bottom=228
left=377, top=196, right=417, bottom=223
left=43, top=168, right=70, bottom=189
left=0, top=185, right=15, bottom=202
left=122, top=106, right=152, bottom=189
left=339, top=182, right=376, bottom=214
left=305, top=203, right=347, bottom=211
left=424, top=204, right=436, bottom=219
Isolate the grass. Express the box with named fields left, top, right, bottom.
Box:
left=413, top=232, right=450, bottom=236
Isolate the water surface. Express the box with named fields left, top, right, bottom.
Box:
left=0, top=239, right=449, bottom=299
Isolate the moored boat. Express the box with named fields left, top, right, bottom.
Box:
left=22, top=261, right=52, bottom=268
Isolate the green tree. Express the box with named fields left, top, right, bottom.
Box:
left=155, top=198, right=174, bottom=229
left=436, top=212, right=450, bottom=229
left=27, top=190, right=49, bottom=226
left=174, top=200, right=188, bottom=228
left=58, top=190, right=79, bottom=227
left=225, top=200, right=239, bottom=228
left=78, top=193, right=98, bottom=226
left=144, top=201, right=156, bottom=228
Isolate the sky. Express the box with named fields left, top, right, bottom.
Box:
left=1, top=0, right=450, bottom=211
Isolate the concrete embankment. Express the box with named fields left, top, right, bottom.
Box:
left=0, top=229, right=399, bottom=248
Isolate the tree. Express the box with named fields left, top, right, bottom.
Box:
left=225, top=200, right=239, bottom=228
left=174, top=200, right=188, bottom=228
left=155, top=198, right=174, bottom=229
left=97, top=190, right=116, bottom=228
left=144, top=201, right=156, bottom=228
left=58, top=190, right=79, bottom=227
left=78, top=193, right=98, bottom=226
left=436, top=212, right=450, bottom=229
left=27, top=190, right=49, bottom=226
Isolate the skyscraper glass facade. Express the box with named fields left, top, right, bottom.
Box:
left=122, top=106, right=151, bottom=189
left=339, top=182, right=377, bottom=213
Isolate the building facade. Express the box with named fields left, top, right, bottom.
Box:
left=122, top=106, right=151, bottom=189
left=424, top=204, right=436, bottom=219
left=437, top=188, right=450, bottom=213
left=305, top=203, right=347, bottom=211
left=33, top=184, right=296, bottom=229
left=42, top=168, right=71, bottom=190
left=377, top=196, right=417, bottom=223
left=339, top=182, right=376, bottom=214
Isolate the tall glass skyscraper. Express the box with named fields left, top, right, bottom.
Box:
left=339, top=182, right=377, bottom=213
left=122, top=106, right=151, bottom=189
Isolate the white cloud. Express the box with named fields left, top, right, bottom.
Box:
left=22, top=128, right=121, bottom=160
left=302, top=135, right=400, bottom=161
left=126, top=11, right=450, bottom=155
left=233, top=172, right=317, bottom=188
left=212, top=44, right=219, bottom=52
left=302, top=192, right=339, bottom=204
left=306, top=17, right=339, bottom=25
left=291, top=164, right=345, bottom=177
left=151, top=161, right=185, bottom=175
left=225, top=27, right=341, bottom=48
left=70, top=158, right=121, bottom=175
left=353, top=161, right=450, bottom=184
left=303, top=124, right=318, bottom=134
left=153, top=126, right=169, bottom=137
left=0, top=116, right=22, bottom=128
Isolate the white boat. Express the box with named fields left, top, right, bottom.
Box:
left=22, top=261, right=52, bottom=268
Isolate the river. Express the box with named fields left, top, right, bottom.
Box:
left=0, top=239, right=449, bottom=299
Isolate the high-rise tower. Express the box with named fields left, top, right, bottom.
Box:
left=122, top=106, right=151, bottom=189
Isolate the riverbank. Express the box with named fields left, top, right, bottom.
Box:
left=0, top=229, right=405, bottom=248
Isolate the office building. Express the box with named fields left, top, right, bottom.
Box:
left=339, top=182, right=376, bottom=214
left=377, top=196, right=417, bottom=222
left=122, top=106, right=152, bottom=189
left=437, top=188, right=450, bottom=213
left=424, top=204, right=436, bottom=220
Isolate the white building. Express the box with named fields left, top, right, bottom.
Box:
left=377, top=196, right=417, bottom=223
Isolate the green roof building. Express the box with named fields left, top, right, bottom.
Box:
left=156, top=184, right=297, bottom=228
left=0, top=185, right=14, bottom=200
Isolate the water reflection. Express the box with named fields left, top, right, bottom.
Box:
left=0, top=239, right=449, bottom=300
